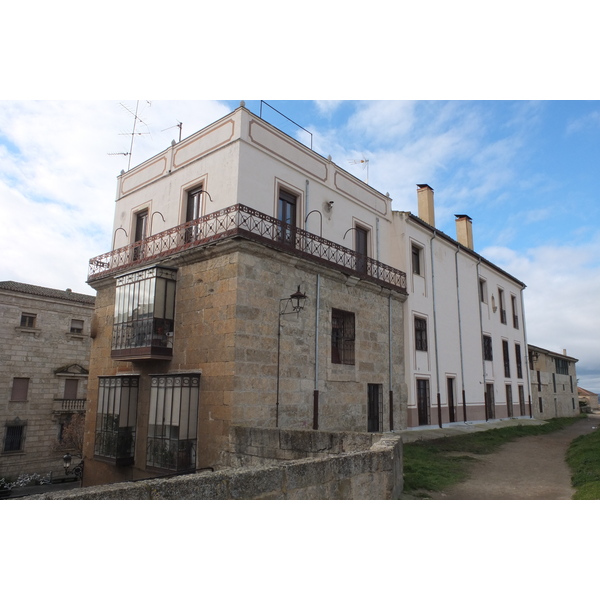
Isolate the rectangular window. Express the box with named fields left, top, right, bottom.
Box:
left=415, top=317, right=428, bottom=352
left=502, top=340, right=511, bottom=377
left=515, top=343, right=523, bottom=379
left=483, top=335, right=493, bottom=361
left=133, top=209, right=149, bottom=261
left=10, top=378, right=29, bottom=402
left=498, top=288, right=507, bottom=324
left=3, top=423, right=25, bottom=453
left=70, top=319, right=84, bottom=334
left=412, top=244, right=422, bottom=275
left=355, top=226, right=369, bottom=273
left=367, top=383, right=383, bottom=433
left=555, top=358, right=569, bottom=375
left=570, top=375, right=574, bottom=393
left=479, top=279, right=488, bottom=303
left=511, top=295, right=519, bottom=329
left=112, top=266, right=177, bottom=360
left=506, top=384, right=513, bottom=417
left=538, top=397, right=543, bottom=413
left=518, top=385, right=526, bottom=416
left=95, top=376, right=139, bottom=465
left=20, top=313, right=36, bottom=328
left=277, top=188, right=297, bottom=245
left=331, top=309, right=355, bottom=365
left=184, top=186, right=204, bottom=242
left=147, top=374, right=200, bottom=471
left=552, top=373, right=557, bottom=393
left=64, top=379, right=79, bottom=400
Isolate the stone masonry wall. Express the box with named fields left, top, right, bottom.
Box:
left=28, top=428, right=403, bottom=500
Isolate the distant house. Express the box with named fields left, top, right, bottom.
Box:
left=578, top=386, right=599, bottom=411
left=528, top=344, right=580, bottom=419
left=0, top=281, right=95, bottom=479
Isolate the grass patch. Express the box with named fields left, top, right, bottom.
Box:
left=566, top=426, right=600, bottom=499
left=403, top=416, right=583, bottom=496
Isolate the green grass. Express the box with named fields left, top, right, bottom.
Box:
left=403, top=416, right=583, bottom=496
left=566, top=426, right=600, bottom=499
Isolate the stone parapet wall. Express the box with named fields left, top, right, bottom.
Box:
left=27, top=428, right=403, bottom=500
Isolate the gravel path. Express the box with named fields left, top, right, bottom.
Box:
left=427, top=414, right=600, bottom=500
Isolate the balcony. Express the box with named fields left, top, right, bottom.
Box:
left=53, top=398, right=86, bottom=413
left=89, top=204, right=407, bottom=294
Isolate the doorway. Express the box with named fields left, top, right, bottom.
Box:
left=417, top=379, right=430, bottom=426
left=367, top=384, right=383, bottom=432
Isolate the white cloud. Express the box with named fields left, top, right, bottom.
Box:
left=483, top=240, right=600, bottom=391
left=0, top=100, right=231, bottom=294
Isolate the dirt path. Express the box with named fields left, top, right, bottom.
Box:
left=427, top=414, right=600, bottom=500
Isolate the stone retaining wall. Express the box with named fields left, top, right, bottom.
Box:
left=26, top=428, right=402, bottom=500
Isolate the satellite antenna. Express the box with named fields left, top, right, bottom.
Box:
left=109, top=100, right=151, bottom=170
left=161, top=120, right=183, bottom=143
left=349, top=155, right=369, bottom=184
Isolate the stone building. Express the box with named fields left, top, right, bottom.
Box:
left=392, top=186, right=531, bottom=426
left=0, top=281, right=95, bottom=479
left=528, top=344, right=579, bottom=419
left=84, top=104, right=408, bottom=486
left=578, top=386, right=599, bottom=411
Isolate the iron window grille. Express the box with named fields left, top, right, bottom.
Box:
left=417, top=379, right=430, bottom=426
left=483, top=335, right=493, bottom=361
left=94, top=376, right=139, bottom=465
left=415, top=317, right=428, bottom=351
left=331, top=309, right=355, bottom=365
left=112, top=266, right=177, bottom=360
left=3, top=423, right=25, bottom=453
left=147, top=374, right=199, bottom=471
left=511, top=295, right=519, bottom=329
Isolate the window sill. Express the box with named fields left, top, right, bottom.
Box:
left=66, top=333, right=86, bottom=341
left=15, top=326, right=41, bottom=336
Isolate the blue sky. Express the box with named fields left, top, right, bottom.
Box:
left=1, top=99, right=599, bottom=393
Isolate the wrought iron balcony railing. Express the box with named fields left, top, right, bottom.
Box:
left=89, top=204, right=407, bottom=294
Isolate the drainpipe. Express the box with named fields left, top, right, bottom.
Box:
left=313, top=273, right=320, bottom=429
left=520, top=286, right=533, bottom=419
left=476, top=257, right=488, bottom=420
left=430, top=231, right=442, bottom=428
left=454, top=247, right=467, bottom=422
left=388, top=293, right=394, bottom=431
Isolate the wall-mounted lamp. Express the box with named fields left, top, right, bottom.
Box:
left=276, top=286, right=308, bottom=427
left=343, top=227, right=358, bottom=240
left=304, top=210, right=323, bottom=238
left=150, top=211, right=166, bottom=235
left=63, top=453, right=84, bottom=480
left=113, top=227, right=128, bottom=249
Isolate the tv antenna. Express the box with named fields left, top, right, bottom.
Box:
left=162, top=120, right=183, bottom=143
left=349, top=155, right=369, bottom=184
left=109, top=100, right=151, bottom=170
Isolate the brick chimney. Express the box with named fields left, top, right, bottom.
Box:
left=417, top=184, right=435, bottom=227
left=455, top=214, right=474, bottom=250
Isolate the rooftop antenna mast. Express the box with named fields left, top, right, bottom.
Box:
left=109, top=100, right=151, bottom=170
left=161, top=120, right=183, bottom=143
left=349, top=155, right=369, bottom=184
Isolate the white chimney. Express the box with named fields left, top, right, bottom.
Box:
left=417, top=184, right=435, bottom=227
left=455, top=214, right=474, bottom=250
